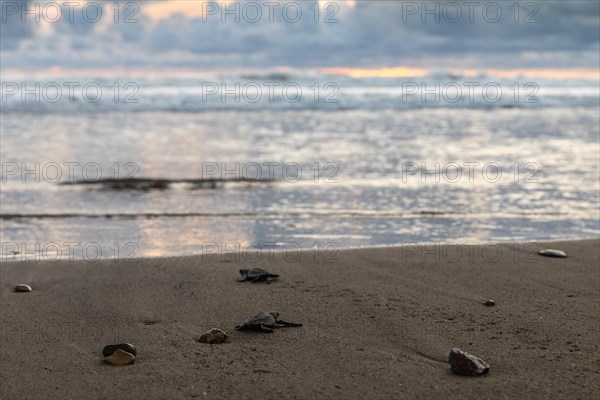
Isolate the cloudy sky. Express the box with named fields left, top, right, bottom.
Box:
left=1, top=0, right=599, bottom=76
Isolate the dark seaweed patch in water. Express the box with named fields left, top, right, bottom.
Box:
left=59, top=177, right=276, bottom=191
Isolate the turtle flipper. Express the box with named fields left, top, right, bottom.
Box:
left=275, top=319, right=302, bottom=327
left=252, top=273, right=279, bottom=282
left=239, top=268, right=279, bottom=283
left=235, top=324, right=247, bottom=331
left=259, top=325, right=274, bottom=333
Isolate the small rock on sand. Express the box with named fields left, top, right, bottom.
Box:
left=102, top=343, right=137, bottom=366
left=484, top=299, right=495, bottom=307
left=198, top=328, right=228, bottom=344
left=449, top=348, right=490, bottom=376
left=538, top=249, right=567, bottom=258
left=14, top=284, right=32, bottom=292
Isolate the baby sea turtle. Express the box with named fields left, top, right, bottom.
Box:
left=538, top=249, right=567, bottom=258
left=235, top=311, right=302, bottom=333
left=238, top=268, right=279, bottom=283
left=103, top=343, right=137, bottom=366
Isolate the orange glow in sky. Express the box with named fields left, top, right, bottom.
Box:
left=2, top=66, right=598, bottom=81
left=320, top=67, right=599, bottom=80
left=320, top=67, right=429, bottom=78
left=143, top=1, right=233, bottom=20
left=144, top=0, right=356, bottom=20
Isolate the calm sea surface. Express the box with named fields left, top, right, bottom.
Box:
left=1, top=75, right=599, bottom=260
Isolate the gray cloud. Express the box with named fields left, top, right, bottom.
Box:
left=1, top=0, right=598, bottom=71
left=0, top=1, right=34, bottom=50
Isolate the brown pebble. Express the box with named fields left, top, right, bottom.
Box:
left=105, top=349, right=136, bottom=365
left=198, top=328, right=228, bottom=344
left=14, top=284, right=32, bottom=292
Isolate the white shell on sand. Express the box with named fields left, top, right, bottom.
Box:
left=14, top=284, right=32, bottom=292
left=538, top=249, right=567, bottom=258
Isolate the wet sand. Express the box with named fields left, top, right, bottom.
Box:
left=1, top=239, right=599, bottom=399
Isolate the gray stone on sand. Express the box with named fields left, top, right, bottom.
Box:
left=538, top=249, right=567, bottom=258
left=14, top=284, right=32, bottom=292
left=449, top=348, right=489, bottom=376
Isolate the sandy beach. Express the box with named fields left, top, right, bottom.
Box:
left=1, top=239, right=598, bottom=399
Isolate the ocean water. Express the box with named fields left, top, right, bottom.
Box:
left=1, top=74, right=599, bottom=260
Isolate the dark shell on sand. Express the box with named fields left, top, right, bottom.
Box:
left=103, top=343, right=137, bottom=357
left=198, top=328, right=228, bottom=344
left=103, top=343, right=137, bottom=366
left=235, top=311, right=302, bottom=333
left=238, top=268, right=279, bottom=283
left=538, top=249, right=567, bottom=258
left=484, top=299, right=495, bottom=307
left=449, top=348, right=489, bottom=376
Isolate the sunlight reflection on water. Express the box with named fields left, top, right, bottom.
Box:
left=1, top=107, right=599, bottom=260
